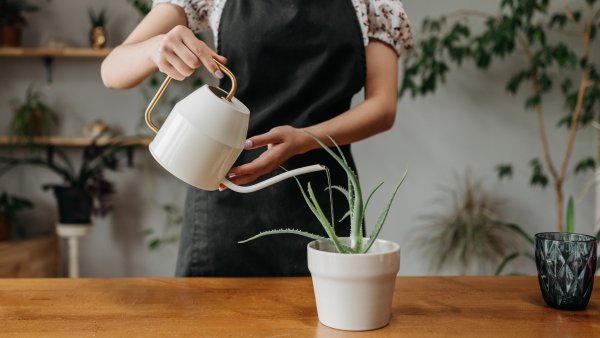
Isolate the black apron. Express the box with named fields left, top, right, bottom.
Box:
left=176, top=0, right=366, bottom=277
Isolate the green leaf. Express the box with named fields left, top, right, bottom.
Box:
left=291, top=176, right=346, bottom=253
left=338, top=211, right=350, bottom=223
left=525, top=94, right=541, bottom=109
left=325, top=185, right=349, bottom=199
left=148, top=239, right=161, bottom=250
left=362, top=169, right=407, bottom=253
left=363, top=182, right=384, bottom=215
left=238, top=228, right=326, bottom=244
left=529, top=158, right=549, bottom=188
left=566, top=197, right=574, bottom=233
left=306, top=132, right=363, bottom=250
left=496, top=164, right=513, bottom=180
left=496, top=222, right=534, bottom=245
left=574, top=158, right=596, bottom=175
left=307, top=182, right=347, bottom=253
left=495, top=251, right=535, bottom=275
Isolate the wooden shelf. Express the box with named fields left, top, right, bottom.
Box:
left=0, top=136, right=151, bottom=147
left=0, top=47, right=111, bottom=58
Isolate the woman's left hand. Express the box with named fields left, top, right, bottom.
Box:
left=223, top=125, right=310, bottom=188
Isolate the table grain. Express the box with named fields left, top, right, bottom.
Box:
left=0, top=277, right=598, bottom=337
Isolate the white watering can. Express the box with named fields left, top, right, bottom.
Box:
left=145, top=60, right=325, bottom=193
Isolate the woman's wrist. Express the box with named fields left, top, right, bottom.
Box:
left=296, top=127, right=320, bottom=154
left=145, top=34, right=166, bottom=67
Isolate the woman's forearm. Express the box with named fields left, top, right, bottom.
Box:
left=300, top=41, right=399, bottom=153
left=301, top=95, right=396, bottom=153
left=101, top=4, right=226, bottom=89
left=101, top=35, right=162, bottom=89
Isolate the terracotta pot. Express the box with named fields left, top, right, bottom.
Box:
left=0, top=212, right=10, bottom=242
left=0, top=25, right=23, bottom=47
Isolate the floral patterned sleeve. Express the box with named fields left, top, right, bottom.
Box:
left=152, top=0, right=214, bottom=33
left=365, top=0, right=413, bottom=57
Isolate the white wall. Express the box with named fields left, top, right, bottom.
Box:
left=0, top=0, right=596, bottom=277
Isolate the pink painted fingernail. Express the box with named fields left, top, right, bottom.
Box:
left=227, top=172, right=236, bottom=178
left=244, top=139, right=253, bottom=149
left=214, top=70, right=224, bottom=79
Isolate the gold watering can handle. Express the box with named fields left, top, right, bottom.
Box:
left=145, top=59, right=237, bottom=134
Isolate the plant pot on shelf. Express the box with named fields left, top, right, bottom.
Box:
left=90, top=26, right=106, bottom=49
left=0, top=212, right=10, bottom=242
left=307, top=238, right=400, bottom=331
left=52, top=186, right=93, bottom=225
left=0, top=25, right=22, bottom=47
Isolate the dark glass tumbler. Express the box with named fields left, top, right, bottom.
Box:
left=535, top=232, right=597, bottom=310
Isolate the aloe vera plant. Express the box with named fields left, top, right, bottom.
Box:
left=239, top=133, right=407, bottom=254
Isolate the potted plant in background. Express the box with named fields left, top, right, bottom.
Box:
left=88, top=8, right=107, bottom=49
left=0, top=138, right=133, bottom=277
left=400, top=0, right=600, bottom=234
left=0, top=0, right=38, bottom=47
left=10, top=85, right=59, bottom=143
left=413, top=173, right=523, bottom=275
left=0, top=192, right=33, bottom=242
left=240, top=134, right=406, bottom=331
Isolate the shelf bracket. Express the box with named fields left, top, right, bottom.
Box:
left=42, top=56, right=54, bottom=83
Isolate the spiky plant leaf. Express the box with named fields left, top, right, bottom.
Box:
left=566, top=197, right=574, bottom=233
left=306, top=132, right=363, bottom=250
left=364, top=182, right=384, bottom=214
left=338, top=210, right=350, bottom=223
left=307, top=182, right=346, bottom=252
left=362, top=170, right=407, bottom=253
left=325, top=185, right=349, bottom=199
left=238, top=228, right=326, bottom=243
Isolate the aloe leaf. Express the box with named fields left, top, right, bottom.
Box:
left=325, top=185, right=349, bottom=199
left=238, top=228, right=326, bottom=243
left=326, top=134, right=349, bottom=166
left=307, top=182, right=346, bottom=253
left=305, top=132, right=363, bottom=250
left=338, top=210, right=350, bottom=223
left=291, top=176, right=321, bottom=225
left=566, top=197, right=574, bottom=233
left=363, top=182, right=384, bottom=215
left=362, top=170, right=408, bottom=253
left=362, top=170, right=407, bottom=253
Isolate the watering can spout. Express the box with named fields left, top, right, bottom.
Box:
left=221, top=164, right=327, bottom=193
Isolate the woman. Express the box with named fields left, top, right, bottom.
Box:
left=102, top=0, right=412, bottom=277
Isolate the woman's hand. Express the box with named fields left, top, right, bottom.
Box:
left=223, top=126, right=311, bottom=188
left=149, top=25, right=228, bottom=81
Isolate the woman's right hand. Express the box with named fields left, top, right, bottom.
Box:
left=150, top=25, right=228, bottom=81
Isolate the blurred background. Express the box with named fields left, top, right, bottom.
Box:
left=0, top=0, right=598, bottom=277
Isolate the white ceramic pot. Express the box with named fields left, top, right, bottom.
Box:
left=307, top=238, right=400, bottom=331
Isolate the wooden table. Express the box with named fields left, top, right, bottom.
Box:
left=0, top=277, right=598, bottom=337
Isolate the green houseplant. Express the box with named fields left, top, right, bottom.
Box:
left=241, top=134, right=406, bottom=331
left=0, top=0, right=38, bottom=47
left=400, top=0, right=599, bottom=233
left=0, top=138, right=132, bottom=226
left=0, top=192, right=33, bottom=241
left=9, top=86, right=59, bottom=143
left=414, top=174, right=521, bottom=275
